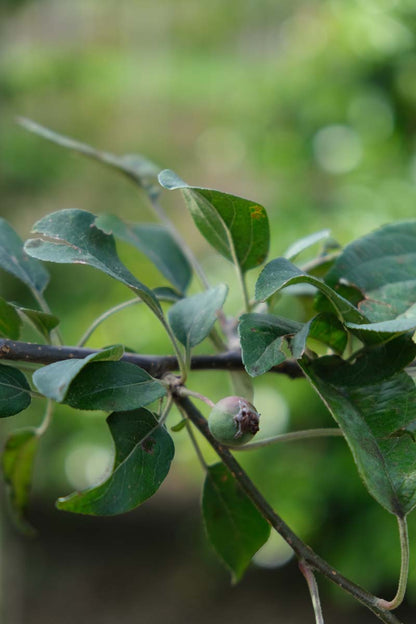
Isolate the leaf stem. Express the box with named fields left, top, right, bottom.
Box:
left=375, top=516, right=409, bottom=611
left=36, top=398, right=54, bottom=436
left=175, top=387, right=215, bottom=408
left=161, top=320, right=188, bottom=383
left=77, top=298, right=142, bottom=347
left=229, top=427, right=344, bottom=450
left=299, top=559, right=325, bottom=624
left=185, top=421, right=208, bottom=471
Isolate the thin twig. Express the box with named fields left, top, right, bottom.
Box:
left=229, top=427, right=344, bottom=451
left=299, top=559, right=325, bottom=624
left=172, top=394, right=403, bottom=624
left=0, top=339, right=304, bottom=378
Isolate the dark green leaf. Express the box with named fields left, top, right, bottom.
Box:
left=323, top=221, right=416, bottom=322
left=239, top=313, right=302, bottom=377
left=18, top=118, right=161, bottom=199
left=168, top=285, right=227, bottom=349
left=16, top=307, right=60, bottom=341
left=300, top=354, right=416, bottom=517
left=345, top=316, right=416, bottom=344
left=95, top=215, right=192, bottom=295
left=33, top=344, right=124, bottom=402
left=24, top=209, right=162, bottom=319
left=2, top=427, right=39, bottom=535
left=202, top=463, right=271, bottom=582
left=0, top=218, right=49, bottom=294
left=56, top=408, right=174, bottom=515
left=256, top=257, right=367, bottom=323
left=64, top=361, right=166, bottom=411
left=0, top=297, right=22, bottom=339
left=0, top=364, right=31, bottom=417
left=284, top=229, right=330, bottom=261
left=159, top=170, right=269, bottom=273
left=291, top=313, right=347, bottom=358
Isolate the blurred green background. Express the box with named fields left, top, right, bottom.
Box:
left=1, top=0, right=416, bottom=622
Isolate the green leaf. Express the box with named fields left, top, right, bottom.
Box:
left=64, top=361, right=166, bottom=411
left=56, top=408, right=174, bottom=515
left=168, top=285, right=228, bottom=349
left=0, top=364, right=31, bottom=417
left=345, top=316, right=416, bottom=344
left=239, top=313, right=302, bottom=377
left=95, top=215, right=192, bottom=295
left=159, top=170, right=269, bottom=273
left=291, top=313, right=348, bottom=358
left=323, top=221, right=416, bottom=322
left=300, top=354, right=416, bottom=517
left=284, top=229, right=330, bottom=261
left=202, top=463, right=271, bottom=582
left=0, top=297, right=22, bottom=339
left=2, top=427, right=39, bottom=535
left=256, top=257, right=367, bottom=324
left=33, top=344, right=124, bottom=402
left=0, top=218, right=49, bottom=294
left=153, top=286, right=183, bottom=303
left=24, top=209, right=162, bottom=319
left=16, top=307, right=60, bottom=341
left=18, top=118, right=161, bottom=199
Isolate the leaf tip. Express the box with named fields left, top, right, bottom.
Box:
left=158, top=169, right=188, bottom=191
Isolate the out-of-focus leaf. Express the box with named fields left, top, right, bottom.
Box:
left=24, top=209, right=162, bottom=319
left=64, top=361, right=166, bottom=411
left=301, top=353, right=416, bottom=517
left=153, top=286, right=183, bottom=303
left=168, top=285, right=227, bottom=349
left=16, top=307, right=60, bottom=341
left=239, top=313, right=302, bottom=377
left=0, top=297, right=22, bottom=339
left=56, top=408, right=174, bottom=515
left=284, top=229, right=330, bottom=261
left=159, top=170, right=269, bottom=273
left=0, top=364, right=31, bottom=417
left=33, top=344, right=124, bottom=402
left=18, top=118, right=161, bottom=199
left=202, top=463, right=271, bottom=583
left=323, top=221, right=416, bottom=322
left=2, top=427, right=39, bottom=535
left=229, top=371, right=254, bottom=403
left=256, top=257, right=367, bottom=324
left=0, top=218, right=49, bottom=294
left=95, top=215, right=192, bottom=295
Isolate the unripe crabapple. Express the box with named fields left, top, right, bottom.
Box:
left=208, top=396, right=260, bottom=446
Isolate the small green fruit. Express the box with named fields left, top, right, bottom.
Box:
left=208, top=396, right=260, bottom=446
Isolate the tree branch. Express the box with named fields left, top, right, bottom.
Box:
left=0, top=339, right=303, bottom=379
left=173, top=393, right=404, bottom=624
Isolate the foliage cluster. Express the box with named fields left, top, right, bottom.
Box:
left=1, top=122, right=415, bottom=623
